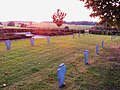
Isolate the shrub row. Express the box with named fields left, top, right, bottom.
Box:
left=89, top=30, right=120, bottom=36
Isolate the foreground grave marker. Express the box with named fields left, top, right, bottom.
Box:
left=57, top=63, right=66, bottom=88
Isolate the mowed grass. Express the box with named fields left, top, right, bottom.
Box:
left=0, top=34, right=120, bottom=90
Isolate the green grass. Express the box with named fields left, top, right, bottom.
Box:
left=0, top=34, right=120, bottom=90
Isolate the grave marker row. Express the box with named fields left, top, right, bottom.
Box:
left=5, top=36, right=50, bottom=50
left=4, top=39, right=105, bottom=88
left=57, top=41, right=105, bottom=88
left=84, top=41, right=104, bottom=65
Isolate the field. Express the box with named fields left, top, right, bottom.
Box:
left=0, top=34, right=120, bottom=90
left=30, top=22, right=93, bottom=30
left=0, top=23, right=93, bottom=30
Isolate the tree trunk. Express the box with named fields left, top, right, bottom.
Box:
left=58, top=27, right=60, bottom=32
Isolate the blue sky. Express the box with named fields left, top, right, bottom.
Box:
left=0, top=0, right=100, bottom=22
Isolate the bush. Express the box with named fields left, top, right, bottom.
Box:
left=80, top=30, right=85, bottom=33
left=0, top=22, right=3, bottom=25
left=64, top=26, right=69, bottom=30
left=20, top=23, right=27, bottom=27
left=7, top=21, right=15, bottom=26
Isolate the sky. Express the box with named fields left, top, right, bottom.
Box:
left=0, top=0, right=100, bottom=22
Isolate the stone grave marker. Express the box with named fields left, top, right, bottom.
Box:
left=30, top=38, right=34, bottom=46
left=57, top=63, right=66, bottom=88
left=96, top=43, right=99, bottom=55
left=84, top=50, right=89, bottom=65
left=5, top=40, right=11, bottom=50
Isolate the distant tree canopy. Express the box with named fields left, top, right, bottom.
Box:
left=64, top=21, right=97, bottom=26
left=20, top=23, right=27, bottom=27
left=64, top=26, right=69, bottom=30
left=0, top=22, right=2, bottom=25
left=7, top=21, right=15, bottom=26
left=80, top=0, right=120, bottom=30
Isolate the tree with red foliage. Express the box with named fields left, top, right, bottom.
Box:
left=52, top=9, right=67, bottom=31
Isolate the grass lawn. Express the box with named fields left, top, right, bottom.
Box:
left=0, top=34, right=120, bottom=90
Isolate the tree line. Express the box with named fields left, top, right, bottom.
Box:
left=64, top=21, right=97, bottom=26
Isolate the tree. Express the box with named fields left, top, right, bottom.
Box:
left=52, top=9, right=67, bottom=32
left=20, top=23, right=27, bottom=27
left=64, top=26, right=69, bottom=30
left=80, top=0, right=120, bottom=30
left=0, top=22, right=3, bottom=25
left=7, top=21, right=15, bottom=26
